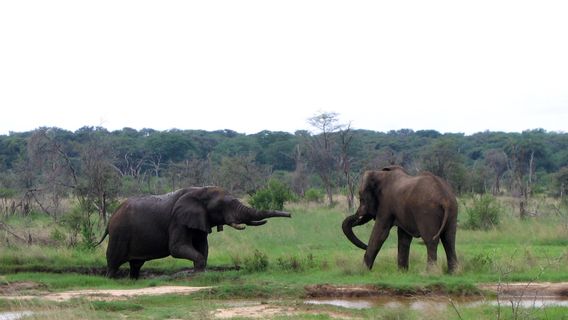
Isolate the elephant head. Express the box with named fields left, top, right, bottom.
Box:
left=175, top=187, right=291, bottom=233
left=342, top=166, right=401, bottom=250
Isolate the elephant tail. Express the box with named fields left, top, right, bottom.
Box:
left=433, top=203, right=449, bottom=241
left=94, top=227, right=109, bottom=247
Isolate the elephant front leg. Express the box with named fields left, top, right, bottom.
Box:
left=397, top=228, right=412, bottom=271
left=170, top=243, right=207, bottom=271
left=129, top=260, right=145, bottom=279
left=169, top=229, right=208, bottom=271
left=364, top=218, right=394, bottom=270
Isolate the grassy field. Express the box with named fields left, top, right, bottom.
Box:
left=1, top=196, right=567, bottom=319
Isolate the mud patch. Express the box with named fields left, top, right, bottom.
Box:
left=479, top=282, right=568, bottom=297
left=305, top=282, right=568, bottom=298
left=304, top=284, right=459, bottom=298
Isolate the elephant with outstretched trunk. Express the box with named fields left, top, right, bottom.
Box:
left=342, top=166, right=458, bottom=273
left=97, top=186, right=291, bottom=279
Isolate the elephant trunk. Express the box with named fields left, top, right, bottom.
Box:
left=342, top=214, right=371, bottom=250
left=231, top=201, right=291, bottom=230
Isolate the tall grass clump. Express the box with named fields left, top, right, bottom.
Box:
left=463, top=194, right=502, bottom=230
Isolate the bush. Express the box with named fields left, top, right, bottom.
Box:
left=249, top=179, right=294, bottom=211
left=304, top=188, right=324, bottom=203
left=60, top=205, right=98, bottom=250
left=243, top=249, right=269, bottom=272
left=464, top=194, right=502, bottom=230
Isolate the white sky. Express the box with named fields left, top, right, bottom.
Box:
left=1, top=1, right=567, bottom=136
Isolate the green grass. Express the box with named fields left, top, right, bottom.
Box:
left=1, top=197, right=567, bottom=318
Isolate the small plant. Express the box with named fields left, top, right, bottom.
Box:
left=243, top=249, right=269, bottom=272
left=230, top=254, right=242, bottom=269
left=464, top=252, right=494, bottom=272
left=249, top=179, right=294, bottom=211
left=464, top=194, right=502, bottom=230
left=49, top=228, right=66, bottom=246
left=277, top=255, right=303, bottom=272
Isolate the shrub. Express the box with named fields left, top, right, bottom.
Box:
left=243, top=249, right=269, bottom=272
left=249, top=179, right=294, bottom=211
left=60, top=205, right=98, bottom=250
left=304, top=188, right=324, bottom=203
left=464, top=194, right=502, bottom=230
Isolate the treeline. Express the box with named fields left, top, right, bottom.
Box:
left=1, top=117, right=568, bottom=222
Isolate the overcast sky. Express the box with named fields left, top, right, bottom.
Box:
left=1, top=1, right=567, bottom=136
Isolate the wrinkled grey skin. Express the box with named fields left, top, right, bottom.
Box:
left=342, top=166, right=458, bottom=273
left=97, top=186, right=291, bottom=279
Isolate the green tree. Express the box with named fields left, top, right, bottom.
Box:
left=420, top=136, right=466, bottom=193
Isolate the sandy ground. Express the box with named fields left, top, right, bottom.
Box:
left=0, top=283, right=211, bottom=302
left=213, top=305, right=297, bottom=319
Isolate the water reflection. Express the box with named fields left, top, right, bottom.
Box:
left=305, top=296, right=568, bottom=310
left=0, top=311, right=34, bottom=320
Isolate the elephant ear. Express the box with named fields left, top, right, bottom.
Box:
left=172, top=193, right=211, bottom=234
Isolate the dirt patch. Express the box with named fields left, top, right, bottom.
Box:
left=213, top=305, right=297, bottom=319
left=479, top=282, right=568, bottom=297
left=0, top=281, right=46, bottom=295
left=212, top=302, right=354, bottom=319
left=0, top=283, right=211, bottom=302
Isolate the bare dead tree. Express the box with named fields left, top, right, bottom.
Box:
left=484, top=149, right=508, bottom=195
left=291, top=144, right=309, bottom=196
left=78, top=134, right=121, bottom=225
left=166, top=158, right=210, bottom=191
left=305, top=111, right=344, bottom=206
left=212, top=153, right=271, bottom=195
left=338, top=123, right=357, bottom=210
left=24, top=129, right=77, bottom=219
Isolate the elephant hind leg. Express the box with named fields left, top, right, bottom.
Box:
left=397, top=228, right=413, bottom=271
left=129, top=260, right=145, bottom=279
left=106, top=237, right=127, bottom=278
left=441, top=230, right=458, bottom=273
left=424, top=239, right=439, bottom=271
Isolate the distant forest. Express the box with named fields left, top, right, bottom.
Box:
left=1, top=113, right=568, bottom=221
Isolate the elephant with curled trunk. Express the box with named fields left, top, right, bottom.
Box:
left=97, top=186, right=291, bottom=279
left=342, top=166, right=458, bottom=273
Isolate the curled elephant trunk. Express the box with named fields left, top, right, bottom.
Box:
left=342, top=214, right=371, bottom=250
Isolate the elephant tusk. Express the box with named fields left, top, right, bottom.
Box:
left=229, top=223, right=246, bottom=230
left=246, top=220, right=267, bottom=226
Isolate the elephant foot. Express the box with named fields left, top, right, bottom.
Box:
left=193, top=261, right=206, bottom=272
left=363, top=254, right=374, bottom=270
left=106, top=268, right=119, bottom=279
left=447, top=262, right=458, bottom=274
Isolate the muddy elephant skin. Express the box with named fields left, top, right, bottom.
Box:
left=97, top=186, right=291, bottom=279
left=342, top=166, right=458, bottom=273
